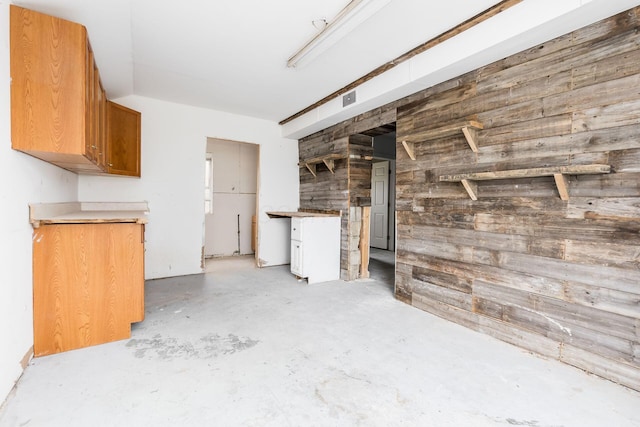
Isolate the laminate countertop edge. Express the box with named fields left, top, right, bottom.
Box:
left=266, top=211, right=341, bottom=218
left=30, top=202, right=149, bottom=228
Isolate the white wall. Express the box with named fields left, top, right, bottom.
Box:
left=78, top=95, right=299, bottom=279
left=1, top=1, right=79, bottom=403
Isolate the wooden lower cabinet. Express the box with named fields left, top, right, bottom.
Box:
left=32, top=222, right=144, bottom=356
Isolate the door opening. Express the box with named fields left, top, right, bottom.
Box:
left=203, top=138, right=259, bottom=263
left=364, top=124, right=397, bottom=290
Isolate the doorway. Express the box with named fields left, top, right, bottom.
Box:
left=364, top=125, right=396, bottom=289
left=204, top=138, right=259, bottom=259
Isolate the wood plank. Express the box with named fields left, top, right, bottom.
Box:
left=360, top=206, right=370, bottom=279
left=412, top=293, right=480, bottom=331
left=473, top=280, right=638, bottom=358
left=299, top=152, right=346, bottom=165
left=404, top=223, right=565, bottom=259
left=474, top=212, right=640, bottom=244
left=404, top=120, right=483, bottom=144
left=401, top=140, right=416, bottom=160
left=476, top=124, right=640, bottom=166
left=439, top=164, right=610, bottom=182
left=412, top=293, right=563, bottom=360
left=323, top=159, right=335, bottom=173
left=305, top=163, right=317, bottom=177
left=553, top=173, right=570, bottom=200
left=412, top=257, right=638, bottom=323
left=572, top=41, right=640, bottom=90
left=412, top=265, right=472, bottom=294
left=412, top=283, right=473, bottom=311
left=402, top=83, right=477, bottom=121
left=477, top=28, right=640, bottom=94
left=461, top=125, right=480, bottom=152
left=544, top=73, right=640, bottom=117
left=400, top=235, right=640, bottom=295
left=567, top=197, right=640, bottom=221
left=560, top=344, right=640, bottom=392
left=572, top=99, right=640, bottom=133
left=475, top=314, right=562, bottom=360
left=460, top=179, right=478, bottom=200
left=477, top=115, right=573, bottom=147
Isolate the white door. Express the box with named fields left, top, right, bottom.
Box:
left=370, top=160, right=389, bottom=249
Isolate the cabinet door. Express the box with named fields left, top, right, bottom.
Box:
left=96, top=79, right=108, bottom=169
left=107, top=101, right=141, bottom=176
left=10, top=5, right=88, bottom=158
left=291, top=217, right=303, bottom=240
left=32, top=223, right=145, bottom=356
left=85, top=47, right=98, bottom=163
left=291, top=240, right=303, bottom=276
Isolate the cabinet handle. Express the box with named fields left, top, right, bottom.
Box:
left=91, top=145, right=97, bottom=149
left=108, top=163, right=113, bottom=167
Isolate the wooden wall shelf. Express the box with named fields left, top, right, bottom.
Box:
left=439, top=164, right=611, bottom=200
left=298, top=152, right=371, bottom=177
left=402, top=120, right=483, bottom=160
left=298, top=153, right=346, bottom=176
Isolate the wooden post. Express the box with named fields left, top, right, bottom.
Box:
left=360, top=206, right=371, bottom=279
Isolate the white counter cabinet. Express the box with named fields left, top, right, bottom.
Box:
left=290, top=216, right=341, bottom=284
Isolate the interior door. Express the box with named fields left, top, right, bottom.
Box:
left=370, top=160, right=389, bottom=249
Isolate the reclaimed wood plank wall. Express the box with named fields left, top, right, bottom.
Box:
left=347, top=134, right=373, bottom=280
left=298, top=132, right=374, bottom=280
left=395, top=7, right=640, bottom=391
left=298, top=7, right=640, bottom=391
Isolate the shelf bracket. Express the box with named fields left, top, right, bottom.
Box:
left=305, top=163, right=317, bottom=177
left=554, top=173, right=569, bottom=201
left=401, top=140, right=416, bottom=160
left=461, top=179, right=478, bottom=201
left=461, top=125, right=480, bottom=152
left=323, top=159, right=335, bottom=174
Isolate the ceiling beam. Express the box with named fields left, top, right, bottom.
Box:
left=279, top=0, right=523, bottom=126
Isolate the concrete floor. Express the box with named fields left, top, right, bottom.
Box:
left=1, top=252, right=640, bottom=426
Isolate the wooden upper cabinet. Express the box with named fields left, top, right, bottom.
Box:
left=107, top=101, right=141, bottom=177
left=10, top=5, right=141, bottom=176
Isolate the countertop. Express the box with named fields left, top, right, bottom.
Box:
left=29, top=202, right=149, bottom=228
left=266, top=211, right=340, bottom=218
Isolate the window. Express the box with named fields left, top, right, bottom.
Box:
left=204, top=154, right=213, bottom=214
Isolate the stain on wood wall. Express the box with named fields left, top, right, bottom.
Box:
left=298, top=7, right=640, bottom=391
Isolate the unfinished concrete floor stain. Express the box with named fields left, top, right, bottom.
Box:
left=127, top=333, right=259, bottom=359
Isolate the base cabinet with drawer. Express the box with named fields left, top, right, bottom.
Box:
left=290, top=216, right=341, bottom=284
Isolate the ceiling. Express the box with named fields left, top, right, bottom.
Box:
left=11, top=0, right=640, bottom=137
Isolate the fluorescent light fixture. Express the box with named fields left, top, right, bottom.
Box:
left=287, top=0, right=392, bottom=68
